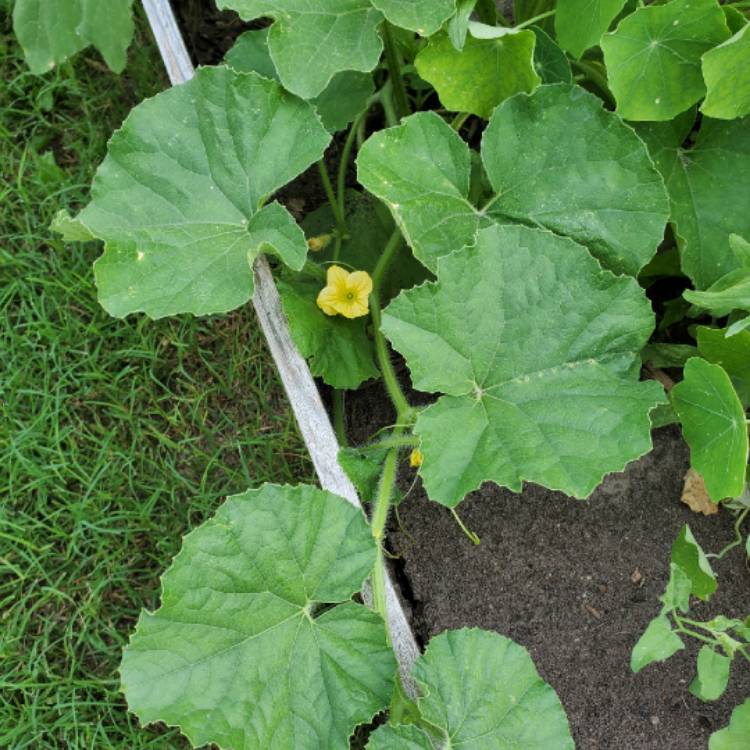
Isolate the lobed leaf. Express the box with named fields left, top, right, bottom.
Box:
left=120, top=483, right=395, bottom=750
left=381, top=223, right=664, bottom=507
left=217, top=0, right=384, bottom=99
left=601, top=0, right=730, bottom=121
left=671, top=358, right=748, bottom=501
left=13, top=0, right=134, bottom=74
left=358, top=84, right=669, bottom=276
left=415, top=30, right=540, bottom=119
left=702, top=25, right=750, bottom=120
left=77, top=66, right=330, bottom=319
left=368, top=629, right=574, bottom=749
left=684, top=268, right=750, bottom=317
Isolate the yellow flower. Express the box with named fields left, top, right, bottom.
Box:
left=316, top=265, right=373, bottom=319
left=409, top=448, right=423, bottom=468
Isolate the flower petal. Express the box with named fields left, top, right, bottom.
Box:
left=316, top=286, right=339, bottom=316
left=348, top=271, right=373, bottom=296
left=327, top=264, right=349, bottom=288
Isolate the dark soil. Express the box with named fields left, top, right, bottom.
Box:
left=348, top=382, right=750, bottom=749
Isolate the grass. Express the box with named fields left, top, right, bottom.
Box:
left=0, top=9, right=313, bottom=749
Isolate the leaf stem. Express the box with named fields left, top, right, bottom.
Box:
left=707, top=508, right=749, bottom=560
left=370, top=230, right=413, bottom=423
left=382, top=22, right=410, bottom=120
left=317, top=160, right=346, bottom=232
left=450, top=112, right=470, bottom=131
left=515, top=8, right=556, bottom=29
left=333, top=113, right=365, bottom=262
left=571, top=59, right=614, bottom=105
left=451, top=508, right=481, bottom=545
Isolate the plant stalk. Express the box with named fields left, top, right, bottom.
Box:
left=382, top=22, right=410, bottom=120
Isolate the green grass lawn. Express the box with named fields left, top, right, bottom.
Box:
left=0, top=9, right=313, bottom=749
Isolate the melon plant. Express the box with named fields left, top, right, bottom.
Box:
left=46, top=0, right=750, bottom=746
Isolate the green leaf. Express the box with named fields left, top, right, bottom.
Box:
left=371, top=0, right=455, bottom=35
left=671, top=524, right=717, bottom=600
left=671, top=358, right=748, bottom=501
left=723, top=6, right=748, bottom=35
left=660, top=563, right=692, bottom=613
left=555, top=0, right=627, bottom=58
left=702, top=25, right=750, bottom=120
left=631, top=615, right=685, bottom=673
left=637, top=116, right=750, bottom=289
left=447, top=0, right=475, bottom=51
left=381, top=223, right=664, bottom=506
left=13, top=0, right=134, bottom=74
left=225, top=30, right=374, bottom=132
left=685, top=268, right=750, bottom=317
left=367, top=724, right=435, bottom=749
left=482, top=84, right=669, bottom=276
left=370, top=629, right=573, bottom=750
left=711, top=699, right=750, bottom=750
left=415, top=30, right=540, bottom=119
left=358, top=84, right=669, bottom=276
left=77, top=67, right=330, bottom=319
left=277, top=275, right=379, bottom=389
left=338, top=444, right=392, bottom=505
left=601, top=0, right=730, bottom=121
left=532, top=26, right=573, bottom=84
left=357, top=111, right=477, bottom=272
left=217, top=1, right=383, bottom=99
left=225, top=29, right=280, bottom=81
left=51, top=209, right=95, bottom=242
left=120, top=483, right=395, bottom=750
left=689, top=646, right=732, bottom=702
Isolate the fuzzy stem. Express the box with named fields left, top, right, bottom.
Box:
left=333, top=389, right=347, bottom=445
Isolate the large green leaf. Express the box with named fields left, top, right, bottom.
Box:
left=358, top=84, right=669, bottom=276
left=482, top=84, right=669, bottom=276
left=120, top=483, right=394, bottom=750
left=631, top=615, right=684, bottom=673
left=277, top=275, right=379, bottom=389
left=415, top=30, right=540, bottom=119
left=368, top=629, right=574, bottom=749
left=555, top=0, right=627, bottom=58
left=601, top=0, right=730, bottom=121
left=225, top=29, right=374, bottom=132
left=217, top=1, right=384, bottom=99
left=13, top=0, right=134, bottom=74
left=381, top=223, right=663, bottom=507
left=637, top=116, right=750, bottom=288
left=710, top=698, right=750, bottom=750
left=671, top=358, right=748, bottom=501
left=76, top=67, right=330, bottom=319
left=702, top=25, right=750, bottom=120
left=371, top=0, right=454, bottom=35
left=697, top=326, right=750, bottom=407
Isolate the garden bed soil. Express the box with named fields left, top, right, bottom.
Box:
left=348, top=383, right=750, bottom=750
